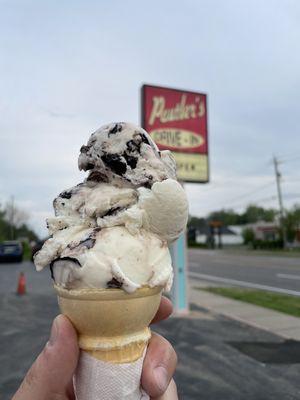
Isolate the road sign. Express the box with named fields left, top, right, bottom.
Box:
left=141, top=84, right=209, bottom=183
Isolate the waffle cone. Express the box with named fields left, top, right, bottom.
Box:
left=54, top=285, right=163, bottom=363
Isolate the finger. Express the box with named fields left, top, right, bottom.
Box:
left=142, top=332, right=177, bottom=398
left=152, top=379, right=178, bottom=400
left=13, top=315, right=79, bottom=400
left=151, top=296, right=173, bottom=324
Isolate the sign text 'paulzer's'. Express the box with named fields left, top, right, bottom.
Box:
left=148, top=94, right=205, bottom=125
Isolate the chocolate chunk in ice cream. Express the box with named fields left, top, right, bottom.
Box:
left=78, top=122, right=177, bottom=188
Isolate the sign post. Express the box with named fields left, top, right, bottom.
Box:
left=141, top=84, right=209, bottom=313
left=169, top=232, right=189, bottom=313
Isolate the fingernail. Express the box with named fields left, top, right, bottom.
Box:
left=154, top=365, right=169, bottom=393
left=48, top=316, right=60, bottom=346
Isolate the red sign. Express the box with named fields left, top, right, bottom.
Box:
left=141, top=84, right=209, bottom=183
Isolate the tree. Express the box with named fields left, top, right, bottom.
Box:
left=187, top=215, right=207, bottom=229
left=4, top=199, right=29, bottom=230
left=242, top=228, right=255, bottom=245
left=0, top=208, right=11, bottom=241
left=207, top=209, right=240, bottom=226
left=283, top=205, right=300, bottom=243
left=205, top=206, right=277, bottom=226
left=242, top=205, right=277, bottom=224
left=0, top=200, right=38, bottom=242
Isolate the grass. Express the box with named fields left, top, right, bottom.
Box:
left=189, top=245, right=300, bottom=258
left=226, top=247, right=300, bottom=258
left=204, top=287, right=300, bottom=318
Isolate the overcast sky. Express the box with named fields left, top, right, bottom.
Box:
left=1, top=0, right=300, bottom=237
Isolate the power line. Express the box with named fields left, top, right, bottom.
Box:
left=207, top=194, right=278, bottom=212
left=209, top=159, right=298, bottom=211
left=253, top=195, right=277, bottom=204
left=204, top=191, right=300, bottom=214
left=229, top=181, right=274, bottom=203
left=277, top=151, right=300, bottom=159
left=192, top=153, right=299, bottom=214
left=282, top=177, right=300, bottom=184
left=282, top=193, right=300, bottom=200
left=230, top=195, right=277, bottom=210
left=207, top=180, right=275, bottom=210
left=278, top=155, right=300, bottom=164
left=198, top=161, right=272, bottom=193
left=196, top=154, right=299, bottom=195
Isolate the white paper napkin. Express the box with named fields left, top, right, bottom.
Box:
left=74, top=350, right=150, bottom=400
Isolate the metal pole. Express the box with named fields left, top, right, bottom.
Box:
left=170, top=232, right=189, bottom=314
left=170, top=182, right=189, bottom=315
left=273, top=156, right=286, bottom=247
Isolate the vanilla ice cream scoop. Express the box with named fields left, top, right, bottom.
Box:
left=34, top=122, right=188, bottom=292
left=35, top=226, right=172, bottom=293
left=138, top=179, right=188, bottom=242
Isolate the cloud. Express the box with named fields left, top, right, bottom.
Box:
left=1, top=0, right=300, bottom=235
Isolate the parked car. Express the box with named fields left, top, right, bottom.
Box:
left=0, top=241, right=23, bottom=263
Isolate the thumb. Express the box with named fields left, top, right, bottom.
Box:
left=13, top=315, right=79, bottom=400
left=152, top=379, right=178, bottom=400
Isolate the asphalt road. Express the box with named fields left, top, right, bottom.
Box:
left=0, top=260, right=53, bottom=295
left=1, top=249, right=300, bottom=299
left=1, top=290, right=300, bottom=400
left=189, top=249, right=300, bottom=295
left=1, top=260, right=300, bottom=399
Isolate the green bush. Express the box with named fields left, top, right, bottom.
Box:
left=188, top=241, right=208, bottom=249
left=252, top=239, right=283, bottom=250
left=242, top=228, right=255, bottom=245
left=21, top=241, right=32, bottom=260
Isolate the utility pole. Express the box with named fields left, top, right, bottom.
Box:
left=273, top=156, right=286, bottom=248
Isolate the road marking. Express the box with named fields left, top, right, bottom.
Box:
left=277, top=273, right=300, bottom=281
left=189, top=272, right=300, bottom=297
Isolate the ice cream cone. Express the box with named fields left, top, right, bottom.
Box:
left=54, top=284, right=163, bottom=363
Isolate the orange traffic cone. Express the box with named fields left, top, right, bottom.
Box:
left=17, top=272, right=26, bottom=295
